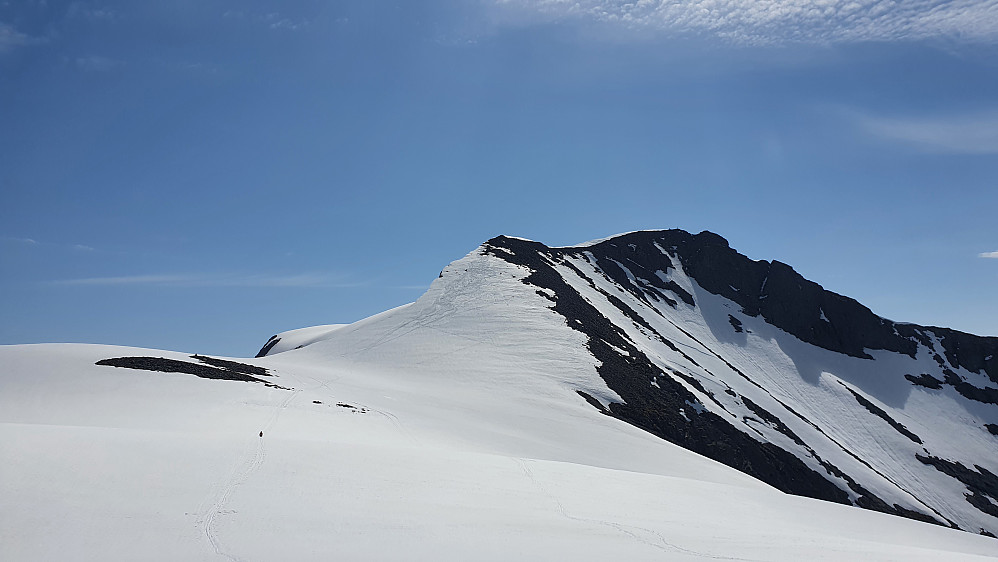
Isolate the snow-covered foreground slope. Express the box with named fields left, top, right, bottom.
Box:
left=2, top=342, right=995, bottom=562
left=3, top=230, right=998, bottom=559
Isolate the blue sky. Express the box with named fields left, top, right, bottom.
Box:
left=2, top=0, right=997, bottom=356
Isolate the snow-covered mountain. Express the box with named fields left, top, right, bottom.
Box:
left=474, top=230, right=998, bottom=536
left=3, top=229, right=998, bottom=560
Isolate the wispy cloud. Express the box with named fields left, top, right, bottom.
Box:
left=0, top=21, right=41, bottom=53
left=269, top=18, right=309, bottom=31
left=174, top=61, right=218, bottom=74
left=223, top=10, right=310, bottom=32
left=65, top=3, right=118, bottom=22
left=54, top=274, right=196, bottom=286
left=50, top=272, right=359, bottom=288
left=980, top=251, right=998, bottom=258
left=854, top=109, right=998, bottom=154
left=2, top=236, right=94, bottom=251
left=75, top=55, right=124, bottom=72
left=2, top=236, right=40, bottom=245
left=494, top=0, right=998, bottom=44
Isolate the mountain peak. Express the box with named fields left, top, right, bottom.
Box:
left=475, top=228, right=998, bottom=535
left=252, top=228, right=998, bottom=537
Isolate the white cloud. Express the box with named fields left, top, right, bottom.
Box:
left=75, top=55, right=124, bottom=72
left=980, top=251, right=998, bottom=258
left=2, top=236, right=94, bottom=250
left=494, top=0, right=998, bottom=44
left=0, top=21, right=36, bottom=53
left=855, top=110, right=998, bottom=154
left=51, top=273, right=357, bottom=288
left=179, top=61, right=218, bottom=74
left=2, top=236, right=40, bottom=245
left=55, top=274, right=196, bottom=286
left=66, top=3, right=118, bottom=21
left=223, top=10, right=310, bottom=31
left=269, top=18, right=309, bottom=31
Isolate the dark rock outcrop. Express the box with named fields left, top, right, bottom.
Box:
left=906, top=373, right=945, bottom=389
left=96, top=356, right=288, bottom=389
left=917, top=454, right=998, bottom=520
left=256, top=335, right=281, bottom=358
left=839, top=383, right=922, bottom=444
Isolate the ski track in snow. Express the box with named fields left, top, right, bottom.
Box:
left=297, top=371, right=422, bottom=446
left=197, top=382, right=302, bottom=561
left=512, top=458, right=754, bottom=561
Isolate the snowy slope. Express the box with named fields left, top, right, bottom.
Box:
left=3, top=229, right=998, bottom=560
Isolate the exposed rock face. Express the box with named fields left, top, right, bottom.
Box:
left=478, top=230, right=998, bottom=535
left=96, top=355, right=289, bottom=389
left=482, top=234, right=852, bottom=506
left=256, top=335, right=281, bottom=358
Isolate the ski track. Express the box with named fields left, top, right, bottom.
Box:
left=512, top=458, right=755, bottom=561
left=297, top=371, right=421, bottom=446
left=197, top=381, right=302, bottom=561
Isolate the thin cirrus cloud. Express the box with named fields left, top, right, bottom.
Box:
left=0, top=21, right=36, bottom=53
left=65, top=4, right=118, bottom=21
left=75, top=55, right=124, bottom=72
left=980, top=251, right=998, bottom=258
left=222, top=10, right=311, bottom=31
left=3, top=236, right=39, bottom=245
left=50, top=273, right=359, bottom=288
left=494, top=0, right=998, bottom=44
left=854, top=110, right=998, bottom=154
left=1, top=236, right=94, bottom=251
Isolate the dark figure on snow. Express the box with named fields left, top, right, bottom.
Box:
left=259, top=431, right=263, bottom=437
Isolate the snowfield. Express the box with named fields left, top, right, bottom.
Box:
left=3, top=236, right=998, bottom=560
